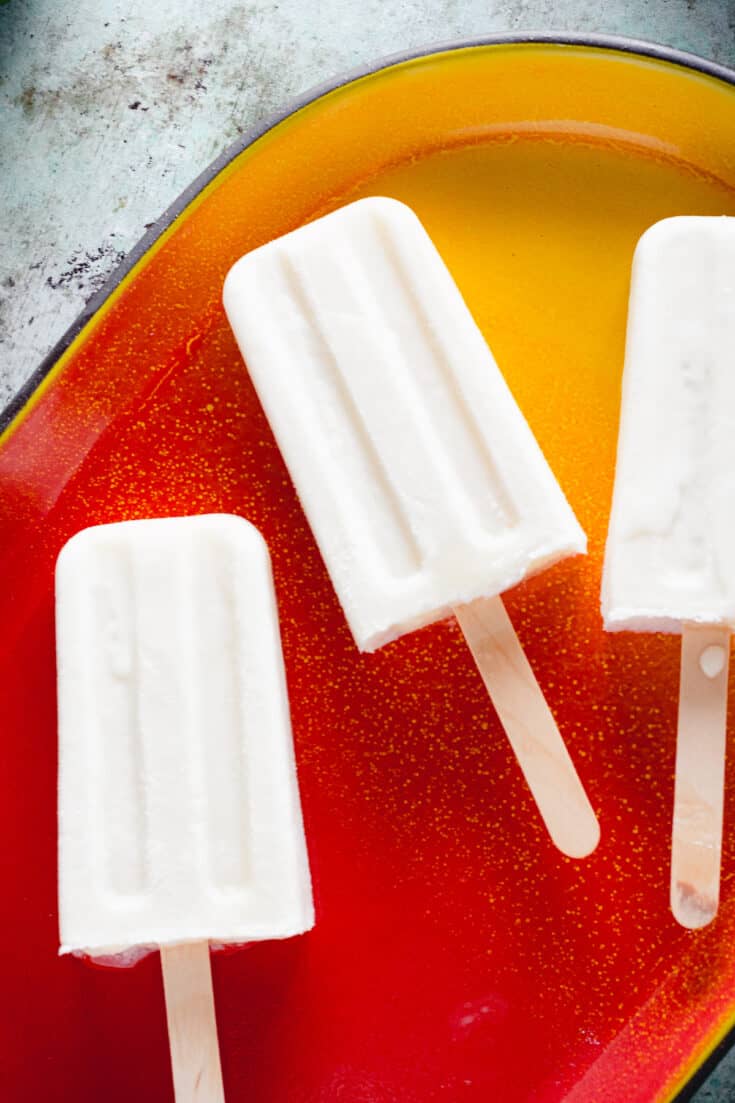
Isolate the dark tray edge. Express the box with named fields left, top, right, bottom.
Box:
left=3, top=32, right=734, bottom=437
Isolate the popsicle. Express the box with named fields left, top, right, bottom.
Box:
left=57, top=513, right=314, bottom=1100
left=223, top=196, right=599, bottom=859
left=602, top=216, right=735, bottom=928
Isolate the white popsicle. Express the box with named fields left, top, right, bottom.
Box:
left=602, top=216, right=735, bottom=928
left=224, top=197, right=599, bottom=859
left=57, top=513, right=313, bottom=1099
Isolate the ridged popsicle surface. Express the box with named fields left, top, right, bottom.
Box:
left=57, top=513, right=313, bottom=957
left=224, top=198, right=586, bottom=651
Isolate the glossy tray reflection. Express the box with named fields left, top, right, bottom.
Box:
left=2, top=38, right=735, bottom=1103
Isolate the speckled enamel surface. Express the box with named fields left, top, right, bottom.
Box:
left=1, top=42, right=735, bottom=1103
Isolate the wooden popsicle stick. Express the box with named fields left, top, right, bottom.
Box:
left=454, top=594, right=599, bottom=858
left=160, top=941, right=225, bottom=1103
left=671, top=624, right=730, bottom=930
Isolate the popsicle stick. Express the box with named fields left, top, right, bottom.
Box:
left=160, top=941, right=225, bottom=1103
left=671, top=624, right=730, bottom=930
left=453, top=594, right=599, bottom=859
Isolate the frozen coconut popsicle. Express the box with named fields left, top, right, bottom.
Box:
left=603, top=216, right=735, bottom=928
left=57, top=514, right=313, bottom=1101
left=223, top=197, right=599, bottom=859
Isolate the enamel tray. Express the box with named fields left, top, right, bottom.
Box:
left=2, top=35, right=735, bottom=1103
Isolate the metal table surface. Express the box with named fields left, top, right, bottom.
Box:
left=1, top=3, right=735, bottom=1101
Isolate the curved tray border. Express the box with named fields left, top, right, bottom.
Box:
left=3, top=33, right=734, bottom=435
left=3, top=30, right=735, bottom=1103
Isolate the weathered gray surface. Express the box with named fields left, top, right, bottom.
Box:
left=2, top=2, right=735, bottom=1098
left=1, top=0, right=734, bottom=405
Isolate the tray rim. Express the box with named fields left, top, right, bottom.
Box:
left=4, top=31, right=735, bottom=1103
left=3, top=32, right=734, bottom=441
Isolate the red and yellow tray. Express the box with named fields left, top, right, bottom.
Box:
left=2, top=36, right=735, bottom=1103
